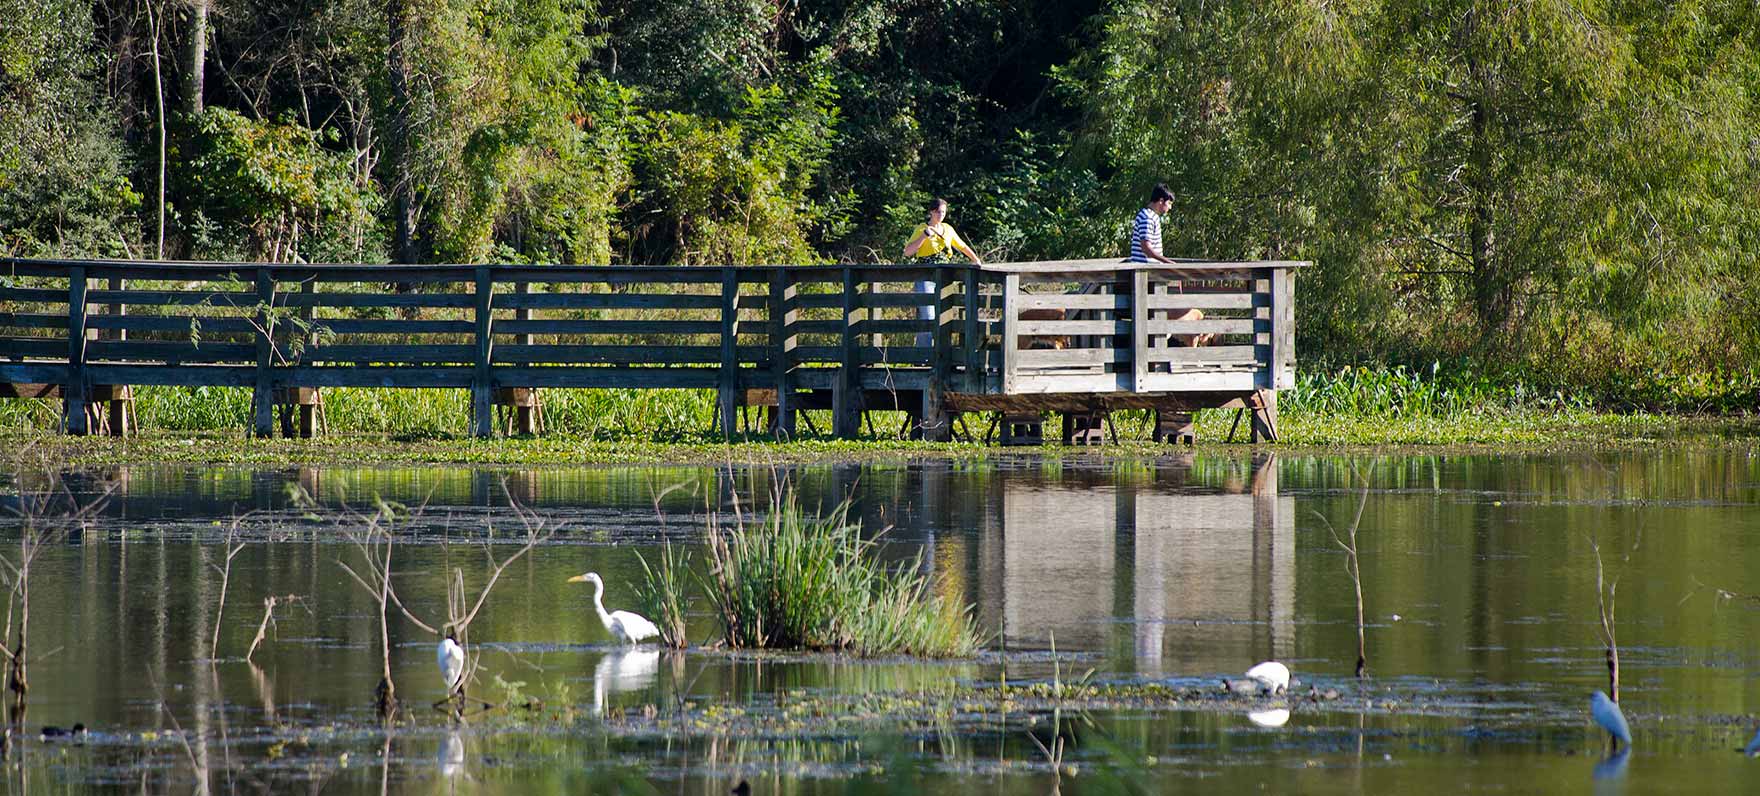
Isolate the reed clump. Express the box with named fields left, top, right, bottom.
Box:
left=640, top=494, right=979, bottom=657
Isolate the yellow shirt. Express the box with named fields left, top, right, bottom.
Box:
left=909, top=223, right=968, bottom=259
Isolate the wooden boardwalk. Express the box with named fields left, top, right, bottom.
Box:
left=0, top=258, right=1303, bottom=442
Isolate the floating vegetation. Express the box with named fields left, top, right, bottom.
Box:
left=638, top=494, right=981, bottom=657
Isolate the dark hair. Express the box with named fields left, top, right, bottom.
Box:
left=1148, top=184, right=1174, bottom=204
left=925, top=197, right=949, bottom=220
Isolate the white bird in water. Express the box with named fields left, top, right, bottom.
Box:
left=569, top=572, right=660, bottom=645
left=437, top=629, right=465, bottom=699
left=1247, top=708, right=1290, bottom=728
left=1223, top=660, right=1291, bottom=696
left=1590, top=690, right=1631, bottom=748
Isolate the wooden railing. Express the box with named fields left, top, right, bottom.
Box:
left=0, top=258, right=1302, bottom=439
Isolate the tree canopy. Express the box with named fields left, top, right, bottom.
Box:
left=1, top=0, right=1757, bottom=388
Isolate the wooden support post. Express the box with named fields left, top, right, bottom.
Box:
left=1001, top=273, right=1020, bottom=395
left=718, top=266, right=739, bottom=439
left=963, top=268, right=982, bottom=392
left=513, top=280, right=535, bottom=435
left=64, top=267, right=89, bottom=435
left=1132, top=269, right=1150, bottom=393
left=1250, top=388, right=1279, bottom=443
left=834, top=266, right=863, bottom=438
left=251, top=267, right=275, bottom=438
left=769, top=268, right=796, bottom=438
left=1271, top=267, right=1294, bottom=390
left=471, top=265, right=495, bottom=438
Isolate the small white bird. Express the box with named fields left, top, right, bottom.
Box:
left=569, top=572, right=660, bottom=645
left=437, top=629, right=465, bottom=698
left=1590, top=690, right=1632, bottom=748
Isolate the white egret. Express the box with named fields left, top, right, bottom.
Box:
left=568, top=572, right=660, bottom=645
left=437, top=629, right=465, bottom=699
left=1244, top=661, right=1291, bottom=694
left=1590, top=690, right=1631, bottom=748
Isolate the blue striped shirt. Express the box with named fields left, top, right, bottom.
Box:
left=1129, top=207, right=1162, bottom=263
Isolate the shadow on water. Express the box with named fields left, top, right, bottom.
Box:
left=1, top=448, right=1759, bottom=791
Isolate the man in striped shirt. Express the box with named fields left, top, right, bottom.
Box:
left=1128, top=183, right=1211, bottom=345
left=1129, top=183, right=1176, bottom=263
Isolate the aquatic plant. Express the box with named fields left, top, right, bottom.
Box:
left=633, top=540, right=692, bottom=649
left=685, top=494, right=979, bottom=657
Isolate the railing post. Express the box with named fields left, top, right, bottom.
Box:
left=834, top=266, right=862, bottom=438
left=718, top=266, right=739, bottom=439
left=963, top=267, right=982, bottom=392
left=513, top=279, right=535, bottom=435
left=1272, top=266, right=1294, bottom=390
left=251, top=267, right=275, bottom=438
left=63, top=267, right=89, bottom=435
left=1000, top=273, right=1019, bottom=395
left=1132, top=269, right=1150, bottom=393
left=921, top=265, right=953, bottom=441
left=768, top=267, right=796, bottom=438
left=472, top=265, right=495, bottom=438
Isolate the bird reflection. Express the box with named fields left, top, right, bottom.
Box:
left=593, top=648, right=660, bottom=715
left=1592, top=746, right=1630, bottom=794
left=438, top=730, right=466, bottom=780
left=1246, top=708, right=1290, bottom=728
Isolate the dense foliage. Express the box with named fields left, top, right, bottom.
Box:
left=2, top=1, right=1758, bottom=396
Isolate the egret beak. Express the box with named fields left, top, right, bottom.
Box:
left=567, top=574, right=590, bottom=583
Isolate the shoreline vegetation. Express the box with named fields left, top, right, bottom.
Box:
left=3, top=365, right=1755, bottom=467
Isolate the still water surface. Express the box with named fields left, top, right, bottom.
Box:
left=5, top=450, right=1760, bottom=793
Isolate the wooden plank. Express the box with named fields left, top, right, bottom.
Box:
left=304, top=318, right=473, bottom=335
left=87, top=315, right=255, bottom=334
left=1144, top=344, right=1263, bottom=364
left=495, top=291, right=720, bottom=310
left=794, top=345, right=933, bottom=365
left=0, top=313, right=70, bottom=329
left=1014, top=347, right=1126, bottom=367
left=281, top=292, right=475, bottom=309
left=981, top=259, right=1311, bottom=274
left=1015, top=293, right=1130, bottom=311
left=1006, top=372, right=1130, bottom=394
left=1144, top=293, right=1260, bottom=310
left=278, top=366, right=473, bottom=389
left=492, top=344, right=725, bottom=365
left=86, top=289, right=257, bottom=307
left=1017, top=319, right=1129, bottom=336
left=472, top=265, right=494, bottom=437
left=64, top=266, right=88, bottom=434
left=300, top=344, right=476, bottom=363
left=87, top=341, right=257, bottom=362
left=491, top=366, right=722, bottom=390
left=0, top=287, right=68, bottom=304
left=493, top=319, right=721, bottom=336
left=1138, top=371, right=1260, bottom=392
left=1144, top=319, right=1261, bottom=336
left=0, top=364, right=69, bottom=385
left=84, top=364, right=256, bottom=387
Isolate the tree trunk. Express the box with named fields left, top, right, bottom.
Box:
left=387, top=0, right=420, bottom=269
left=1464, top=15, right=1508, bottom=341
left=181, top=0, right=208, bottom=115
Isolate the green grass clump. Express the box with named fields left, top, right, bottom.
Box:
left=633, top=540, right=692, bottom=649
left=691, top=494, right=978, bottom=657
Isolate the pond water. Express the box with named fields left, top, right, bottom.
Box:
left=4, top=449, right=1760, bottom=793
